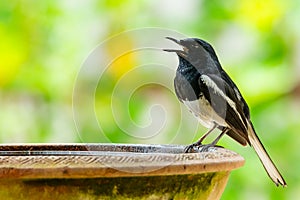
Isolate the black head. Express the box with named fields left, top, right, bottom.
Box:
left=164, top=37, right=220, bottom=68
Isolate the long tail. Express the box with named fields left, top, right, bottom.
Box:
left=247, top=121, right=287, bottom=187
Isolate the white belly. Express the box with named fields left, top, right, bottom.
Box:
left=183, top=96, right=227, bottom=129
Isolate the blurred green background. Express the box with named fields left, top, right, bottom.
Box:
left=0, top=0, right=299, bottom=199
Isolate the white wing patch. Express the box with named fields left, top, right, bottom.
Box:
left=234, top=87, right=242, bottom=101
left=200, top=75, right=236, bottom=110
left=201, top=74, right=247, bottom=129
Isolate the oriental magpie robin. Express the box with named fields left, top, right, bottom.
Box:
left=164, top=37, right=286, bottom=187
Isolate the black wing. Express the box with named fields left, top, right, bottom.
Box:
left=199, top=73, right=250, bottom=145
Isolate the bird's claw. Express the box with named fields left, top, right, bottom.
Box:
left=184, top=143, right=223, bottom=153
left=184, top=141, right=203, bottom=153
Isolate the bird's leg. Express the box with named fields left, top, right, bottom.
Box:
left=184, top=124, right=217, bottom=153
left=198, top=127, right=229, bottom=152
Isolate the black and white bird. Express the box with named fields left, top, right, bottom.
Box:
left=164, top=37, right=286, bottom=187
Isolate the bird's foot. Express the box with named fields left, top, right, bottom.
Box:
left=184, top=143, right=223, bottom=153
left=184, top=141, right=202, bottom=153
left=198, top=144, right=224, bottom=152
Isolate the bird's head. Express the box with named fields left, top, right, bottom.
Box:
left=164, top=37, right=218, bottom=64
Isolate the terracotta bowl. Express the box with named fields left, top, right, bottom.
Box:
left=0, top=143, right=244, bottom=200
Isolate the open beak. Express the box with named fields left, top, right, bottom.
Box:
left=163, top=37, right=188, bottom=57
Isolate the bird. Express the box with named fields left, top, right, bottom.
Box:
left=164, top=37, right=287, bottom=187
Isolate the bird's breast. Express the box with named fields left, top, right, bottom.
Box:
left=174, top=70, right=201, bottom=101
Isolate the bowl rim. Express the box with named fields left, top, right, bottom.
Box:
left=0, top=143, right=244, bottom=179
